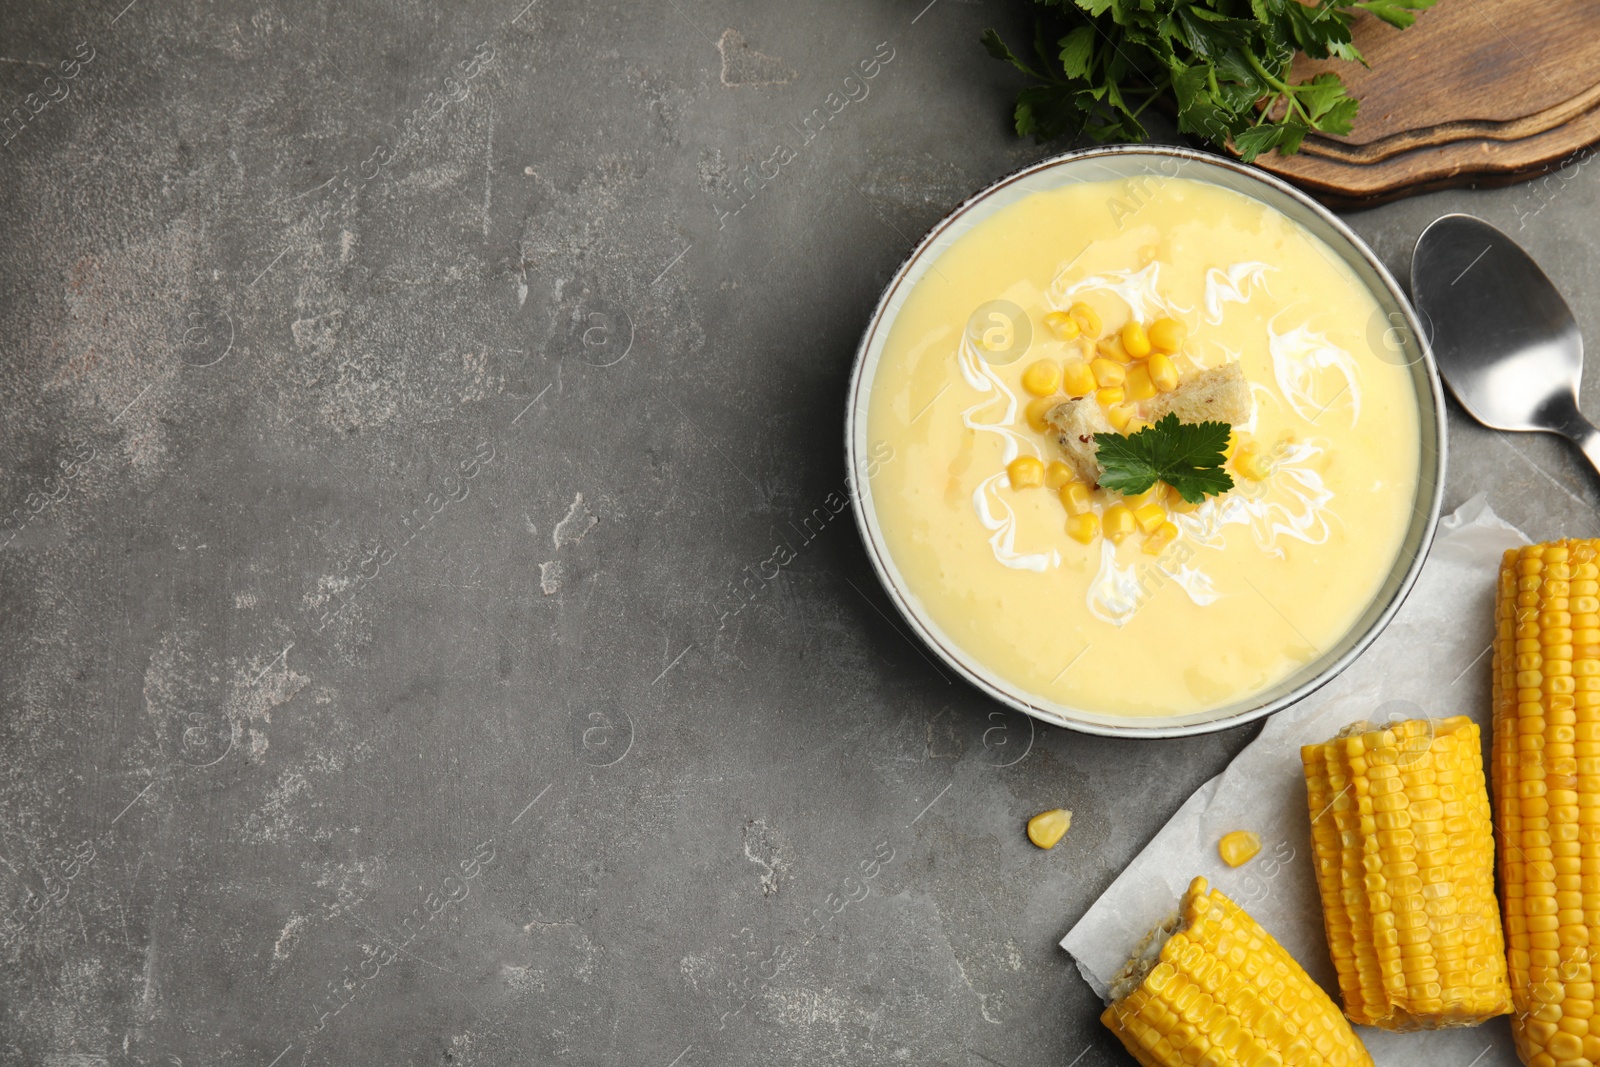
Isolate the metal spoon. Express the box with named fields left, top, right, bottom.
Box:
left=1411, top=213, right=1600, bottom=477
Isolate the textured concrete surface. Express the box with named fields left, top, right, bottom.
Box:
left=3, top=1, right=1599, bottom=1065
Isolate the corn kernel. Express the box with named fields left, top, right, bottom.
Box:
left=1044, top=461, right=1075, bottom=490
left=1042, top=310, right=1080, bottom=342
left=1059, top=482, right=1093, bottom=516
left=1124, top=363, right=1157, bottom=401
left=1068, top=302, right=1101, bottom=338
left=1132, top=502, right=1167, bottom=534
left=1091, top=358, right=1126, bottom=388
left=1149, top=352, right=1180, bottom=392
left=1027, top=808, right=1072, bottom=849
left=1123, top=484, right=1167, bottom=510
left=1021, top=359, right=1062, bottom=397
left=1065, top=512, right=1099, bottom=544
left=1121, top=320, right=1152, bottom=359
left=1106, top=402, right=1136, bottom=432
left=1097, top=386, right=1126, bottom=408
left=1218, top=830, right=1262, bottom=868
left=1235, top=442, right=1271, bottom=481
left=1103, top=504, right=1135, bottom=543
left=1168, top=494, right=1202, bottom=514
left=1061, top=361, right=1097, bottom=397
left=1025, top=396, right=1058, bottom=433
left=1007, top=456, right=1044, bottom=489
left=1149, top=318, right=1187, bottom=353
left=1142, top=520, right=1179, bottom=555
left=1095, top=335, right=1131, bottom=364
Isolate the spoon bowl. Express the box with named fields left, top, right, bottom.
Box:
left=1412, top=214, right=1600, bottom=468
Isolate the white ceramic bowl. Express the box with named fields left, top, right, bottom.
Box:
left=845, top=145, right=1447, bottom=738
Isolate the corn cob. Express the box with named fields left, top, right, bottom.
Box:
left=1494, top=540, right=1600, bottom=1067
left=1301, top=716, right=1510, bottom=1029
left=1101, top=875, right=1373, bottom=1067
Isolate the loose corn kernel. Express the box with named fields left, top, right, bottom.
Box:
left=1124, top=363, right=1157, bottom=401
left=1042, top=310, right=1081, bottom=342
left=1124, top=419, right=1150, bottom=435
left=1102, top=877, right=1373, bottom=1067
left=1306, top=715, right=1510, bottom=1031
left=1096, top=386, right=1126, bottom=407
left=1044, top=461, right=1075, bottom=490
left=1133, top=502, right=1167, bottom=534
left=1061, top=361, right=1097, bottom=397
left=1148, top=317, right=1187, bottom=353
left=1148, top=352, right=1179, bottom=393
left=1218, top=830, right=1262, bottom=868
left=1059, top=482, right=1093, bottom=516
left=1121, top=320, right=1152, bottom=359
left=1025, top=396, right=1057, bottom=433
left=1141, top=521, right=1179, bottom=555
left=1105, top=403, right=1136, bottom=432
left=1096, top=335, right=1132, bottom=363
left=1235, top=442, right=1271, bottom=481
left=1065, top=511, right=1100, bottom=545
left=1007, top=456, right=1044, bottom=489
left=1068, top=302, right=1101, bottom=338
left=1168, top=494, right=1202, bottom=514
left=1021, top=359, right=1062, bottom=397
left=1091, top=358, right=1126, bottom=388
left=1027, top=808, right=1072, bottom=849
left=1123, top=484, right=1166, bottom=510
left=1103, top=504, right=1135, bottom=543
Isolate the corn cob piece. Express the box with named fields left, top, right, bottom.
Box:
left=1102, top=875, right=1373, bottom=1067
left=1301, top=716, right=1510, bottom=1030
left=1494, top=540, right=1600, bottom=1067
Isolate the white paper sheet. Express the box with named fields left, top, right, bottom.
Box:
left=1062, top=494, right=1526, bottom=1065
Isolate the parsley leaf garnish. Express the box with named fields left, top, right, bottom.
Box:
left=981, top=0, right=1434, bottom=161
left=1094, top=414, right=1235, bottom=504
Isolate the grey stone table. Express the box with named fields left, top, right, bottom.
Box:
left=3, top=1, right=1597, bottom=1064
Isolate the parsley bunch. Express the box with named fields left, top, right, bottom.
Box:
left=981, top=0, right=1434, bottom=162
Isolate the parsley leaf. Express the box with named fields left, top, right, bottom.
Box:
left=1094, top=414, right=1236, bottom=504
left=981, top=0, right=1434, bottom=160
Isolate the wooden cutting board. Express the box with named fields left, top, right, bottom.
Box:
left=1248, top=1, right=1600, bottom=208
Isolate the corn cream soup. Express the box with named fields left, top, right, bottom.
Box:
left=865, top=177, right=1420, bottom=718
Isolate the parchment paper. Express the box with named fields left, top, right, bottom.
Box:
left=1062, top=495, right=1526, bottom=1065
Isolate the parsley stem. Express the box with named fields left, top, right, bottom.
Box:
left=1242, top=51, right=1317, bottom=126
left=1126, top=76, right=1171, bottom=120
left=1243, top=50, right=1290, bottom=94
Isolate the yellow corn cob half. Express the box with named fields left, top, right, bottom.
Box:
left=1101, top=875, right=1374, bottom=1067
left=1301, top=716, right=1511, bottom=1029
left=1495, top=540, right=1600, bottom=1067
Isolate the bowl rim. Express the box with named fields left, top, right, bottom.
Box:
left=844, top=143, right=1448, bottom=739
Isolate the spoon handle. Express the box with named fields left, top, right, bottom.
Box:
left=1570, top=417, right=1600, bottom=482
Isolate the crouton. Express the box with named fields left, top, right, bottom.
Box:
left=1143, top=362, right=1252, bottom=426
left=1045, top=397, right=1113, bottom=485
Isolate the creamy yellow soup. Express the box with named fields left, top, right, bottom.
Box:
left=866, top=177, right=1420, bottom=718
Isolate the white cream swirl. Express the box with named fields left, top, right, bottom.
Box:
left=957, top=335, right=1033, bottom=465
left=1086, top=538, right=1222, bottom=626
left=1267, top=320, right=1362, bottom=426
left=1054, top=261, right=1192, bottom=322
left=1203, top=262, right=1275, bottom=325
left=1173, top=440, right=1335, bottom=558
left=972, top=472, right=1059, bottom=573
left=958, top=335, right=1057, bottom=572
